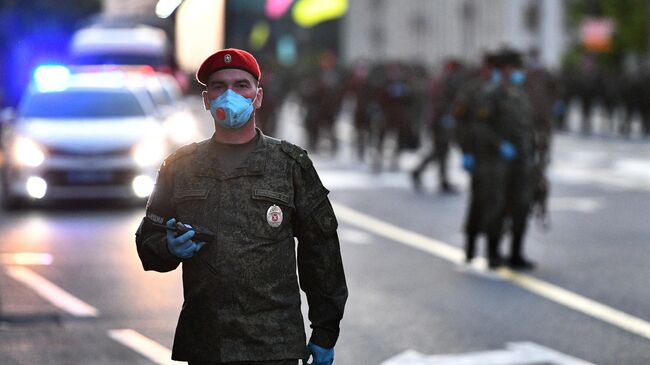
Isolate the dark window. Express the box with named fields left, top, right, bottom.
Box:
left=20, top=90, right=146, bottom=118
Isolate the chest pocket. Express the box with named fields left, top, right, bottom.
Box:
left=173, top=188, right=210, bottom=223
left=248, top=188, right=294, bottom=241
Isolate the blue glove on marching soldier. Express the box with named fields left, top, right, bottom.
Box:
left=499, top=141, right=517, bottom=161
left=166, top=218, right=205, bottom=259
left=307, top=342, right=334, bottom=365
left=462, top=153, right=475, bottom=172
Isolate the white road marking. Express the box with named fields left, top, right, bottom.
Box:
left=549, top=197, right=604, bottom=213
left=319, top=170, right=410, bottom=190
left=552, top=161, right=650, bottom=192
left=339, top=228, right=374, bottom=245
left=381, top=341, right=595, bottom=365
left=614, top=158, right=650, bottom=178
left=332, top=201, right=650, bottom=341
left=5, top=266, right=98, bottom=317
left=108, top=329, right=183, bottom=365
left=0, top=252, right=53, bottom=265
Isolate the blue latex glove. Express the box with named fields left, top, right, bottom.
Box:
left=462, top=153, right=475, bottom=172
left=166, top=218, right=205, bottom=259
left=441, top=114, right=454, bottom=129
left=552, top=100, right=566, bottom=116
left=307, top=342, right=334, bottom=365
left=499, top=141, right=517, bottom=161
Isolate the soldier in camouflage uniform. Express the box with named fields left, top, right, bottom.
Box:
left=474, top=50, right=538, bottom=269
left=412, top=59, right=464, bottom=193
left=453, top=53, right=499, bottom=265
left=135, top=49, right=347, bottom=365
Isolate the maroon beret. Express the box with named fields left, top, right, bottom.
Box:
left=196, top=48, right=261, bottom=85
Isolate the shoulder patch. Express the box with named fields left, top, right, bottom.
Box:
left=280, top=140, right=312, bottom=169
left=163, top=143, right=197, bottom=167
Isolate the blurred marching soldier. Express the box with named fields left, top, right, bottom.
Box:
left=298, top=51, right=344, bottom=154
left=345, top=59, right=378, bottom=161
left=523, top=49, right=554, bottom=165
left=638, top=67, right=650, bottom=137
left=551, top=67, right=573, bottom=131
left=453, top=53, right=500, bottom=265
left=477, top=49, right=539, bottom=269
left=620, top=71, right=642, bottom=137
left=256, top=58, right=289, bottom=137
left=412, top=59, right=464, bottom=193
left=522, top=50, right=554, bottom=229
left=576, top=57, right=600, bottom=135
left=375, top=62, right=415, bottom=171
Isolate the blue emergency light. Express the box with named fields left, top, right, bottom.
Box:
left=33, top=65, right=71, bottom=92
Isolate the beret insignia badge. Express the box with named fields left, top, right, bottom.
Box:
left=224, top=54, right=232, bottom=63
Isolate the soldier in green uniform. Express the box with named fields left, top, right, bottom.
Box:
left=474, top=49, right=538, bottom=269
left=135, top=48, right=347, bottom=365
left=453, top=53, right=500, bottom=265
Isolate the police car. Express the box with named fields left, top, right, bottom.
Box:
left=1, top=65, right=170, bottom=209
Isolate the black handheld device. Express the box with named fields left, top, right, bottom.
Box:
left=147, top=218, right=216, bottom=243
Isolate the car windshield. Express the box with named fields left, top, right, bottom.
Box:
left=20, top=90, right=147, bottom=118
left=72, top=54, right=165, bottom=67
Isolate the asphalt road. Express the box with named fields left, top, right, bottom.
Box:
left=1, top=98, right=649, bottom=365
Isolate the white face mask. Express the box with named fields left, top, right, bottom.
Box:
left=209, top=89, right=256, bottom=129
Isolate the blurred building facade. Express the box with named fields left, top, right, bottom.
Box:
left=342, top=0, right=567, bottom=69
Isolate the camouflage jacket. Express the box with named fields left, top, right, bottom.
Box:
left=135, top=131, right=348, bottom=362
left=453, top=77, right=484, bottom=154
left=474, top=83, right=536, bottom=163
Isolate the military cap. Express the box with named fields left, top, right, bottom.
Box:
left=196, top=48, right=261, bottom=85
left=497, top=48, right=523, bottom=67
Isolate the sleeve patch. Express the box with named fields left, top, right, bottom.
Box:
left=146, top=212, right=165, bottom=224
left=315, top=202, right=338, bottom=232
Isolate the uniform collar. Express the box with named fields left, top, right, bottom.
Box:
left=196, top=128, right=269, bottom=179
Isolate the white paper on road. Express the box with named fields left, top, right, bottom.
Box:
left=381, top=341, right=595, bottom=365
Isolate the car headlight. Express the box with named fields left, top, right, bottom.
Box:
left=12, top=136, right=46, bottom=167
left=164, top=112, right=198, bottom=145
left=132, top=138, right=166, bottom=167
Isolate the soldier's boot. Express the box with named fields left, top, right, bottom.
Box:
left=356, top=136, right=366, bottom=161
left=508, top=235, right=535, bottom=270
left=487, top=236, right=504, bottom=269
left=438, top=155, right=457, bottom=194
left=464, top=233, right=476, bottom=263
left=411, top=169, right=422, bottom=192
left=440, top=181, right=458, bottom=194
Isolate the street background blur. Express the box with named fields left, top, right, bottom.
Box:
left=0, top=0, right=649, bottom=364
